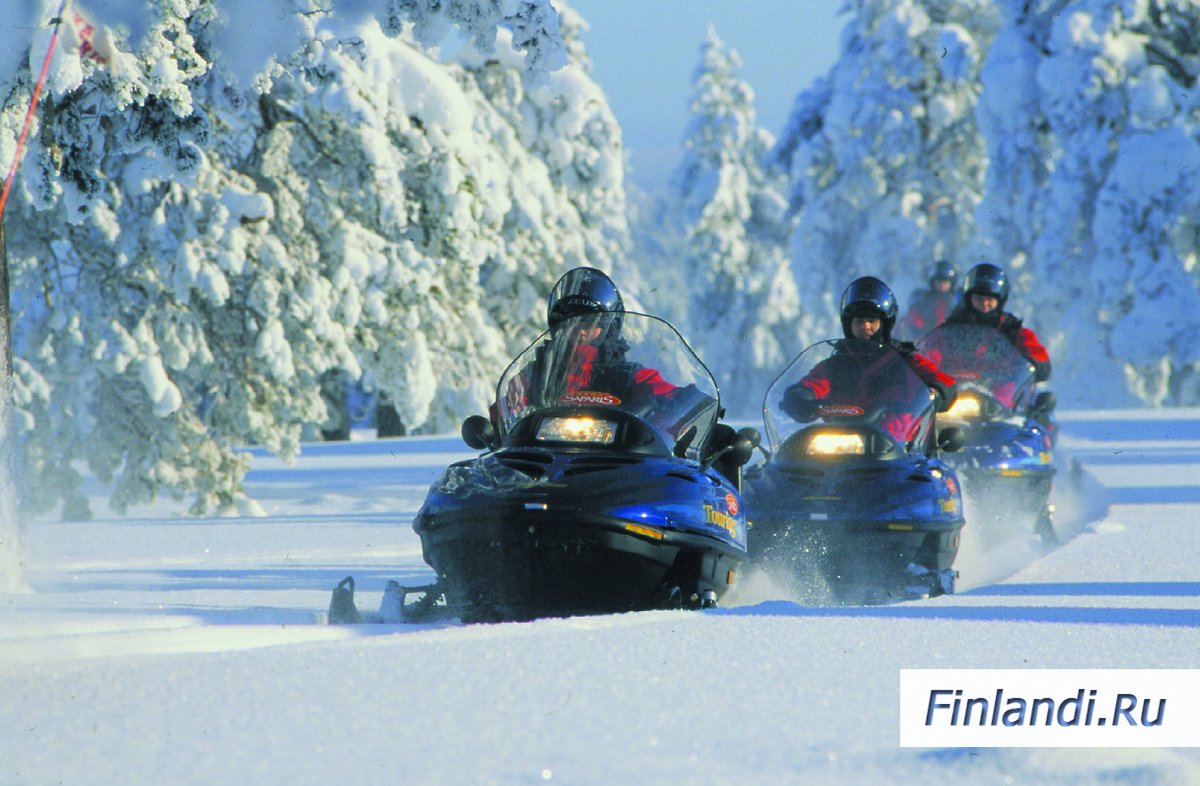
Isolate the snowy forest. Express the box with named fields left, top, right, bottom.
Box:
left=1, top=0, right=1198, bottom=519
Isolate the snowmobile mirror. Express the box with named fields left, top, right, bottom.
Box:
left=723, top=433, right=755, bottom=468
left=462, top=415, right=499, bottom=451
left=936, top=426, right=965, bottom=453
left=1032, top=390, right=1056, bottom=414
left=704, top=424, right=754, bottom=469
left=737, top=427, right=761, bottom=450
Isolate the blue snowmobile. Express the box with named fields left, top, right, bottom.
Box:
left=916, top=323, right=1057, bottom=546
left=330, top=311, right=753, bottom=623
left=743, top=339, right=967, bottom=604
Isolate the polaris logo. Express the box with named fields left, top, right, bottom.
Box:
left=560, top=391, right=621, bottom=406
left=817, top=404, right=865, bottom=417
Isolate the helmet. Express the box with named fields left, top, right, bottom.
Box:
left=929, top=259, right=957, bottom=288
left=839, top=276, right=898, bottom=342
left=546, top=266, right=624, bottom=328
left=962, top=263, right=1009, bottom=310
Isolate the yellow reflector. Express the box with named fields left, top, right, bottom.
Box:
left=999, top=469, right=1024, bottom=477
left=536, top=416, right=617, bottom=444
left=888, top=524, right=914, bottom=531
left=726, top=570, right=736, bottom=585
left=624, top=522, right=663, bottom=540
left=945, top=394, right=982, bottom=420
left=941, top=499, right=960, bottom=513
left=807, top=432, right=865, bottom=456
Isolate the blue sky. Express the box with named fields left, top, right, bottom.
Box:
left=569, top=0, right=846, bottom=192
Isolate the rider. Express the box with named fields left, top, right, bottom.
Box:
left=897, top=259, right=957, bottom=340
left=781, top=277, right=957, bottom=443
left=942, top=263, right=1051, bottom=382
left=498, top=267, right=679, bottom=426
left=543, top=266, right=676, bottom=398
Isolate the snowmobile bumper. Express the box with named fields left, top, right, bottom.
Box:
left=413, top=505, right=742, bottom=621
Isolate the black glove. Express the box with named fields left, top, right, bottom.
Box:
left=781, top=385, right=819, bottom=422
left=932, top=380, right=958, bottom=413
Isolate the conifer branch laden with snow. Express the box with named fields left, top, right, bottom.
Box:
left=0, top=0, right=610, bottom=518
left=671, top=27, right=800, bottom=419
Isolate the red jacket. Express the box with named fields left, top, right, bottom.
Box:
left=795, top=341, right=956, bottom=405
left=784, top=340, right=958, bottom=445
left=567, top=344, right=676, bottom=397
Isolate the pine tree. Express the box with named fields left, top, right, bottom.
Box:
left=457, top=2, right=632, bottom=355
left=673, top=26, right=800, bottom=418
left=777, top=0, right=997, bottom=332
left=0, top=1, right=574, bottom=516
left=976, top=0, right=1200, bottom=405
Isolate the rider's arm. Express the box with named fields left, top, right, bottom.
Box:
left=632, top=366, right=678, bottom=397
left=781, top=383, right=819, bottom=421
left=1015, top=327, right=1051, bottom=382
left=907, top=352, right=958, bottom=412
left=780, top=359, right=834, bottom=421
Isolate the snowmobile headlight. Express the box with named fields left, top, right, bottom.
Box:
left=536, top=416, right=617, bottom=445
left=807, top=432, right=865, bottom=456
left=945, top=394, right=982, bottom=420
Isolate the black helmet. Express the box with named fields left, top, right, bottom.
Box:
left=839, top=276, right=898, bottom=342
left=929, top=259, right=957, bottom=288
left=962, top=263, right=1009, bottom=310
left=546, top=266, right=624, bottom=328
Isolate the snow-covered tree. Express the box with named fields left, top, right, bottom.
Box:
left=0, top=0, right=587, bottom=517
left=776, top=0, right=998, bottom=332
left=6, top=7, right=337, bottom=518
left=975, top=0, right=1200, bottom=406
left=458, top=1, right=632, bottom=354
left=669, top=27, right=800, bottom=418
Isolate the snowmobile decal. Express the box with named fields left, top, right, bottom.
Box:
left=560, top=390, right=621, bottom=406
left=817, top=403, right=865, bottom=417
left=704, top=504, right=741, bottom=539
left=725, top=493, right=739, bottom=516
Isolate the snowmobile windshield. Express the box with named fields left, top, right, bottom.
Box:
left=494, top=311, right=721, bottom=462
left=916, top=323, right=1037, bottom=417
left=762, top=339, right=938, bottom=458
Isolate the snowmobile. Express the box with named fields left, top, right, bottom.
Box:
left=916, top=323, right=1058, bottom=546
left=743, top=339, right=967, bottom=604
left=329, top=311, right=753, bottom=624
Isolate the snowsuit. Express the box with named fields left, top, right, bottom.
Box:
left=781, top=339, right=957, bottom=445
left=495, top=334, right=678, bottom=429
left=564, top=341, right=676, bottom=399
left=942, top=306, right=1051, bottom=382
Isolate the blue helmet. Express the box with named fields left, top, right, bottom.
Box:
left=962, top=263, right=1009, bottom=310
left=546, top=267, right=624, bottom=328
left=839, top=276, right=898, bottom=342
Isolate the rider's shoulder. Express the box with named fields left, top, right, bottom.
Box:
left=997, top=312, right=1025, bottom=335
left=942, top=307, right=970, bottom=324
left=889, top=339, right=917, bottom=355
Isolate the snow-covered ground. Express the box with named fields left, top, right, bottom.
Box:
left=2, top=409, right=1199, bottom=785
